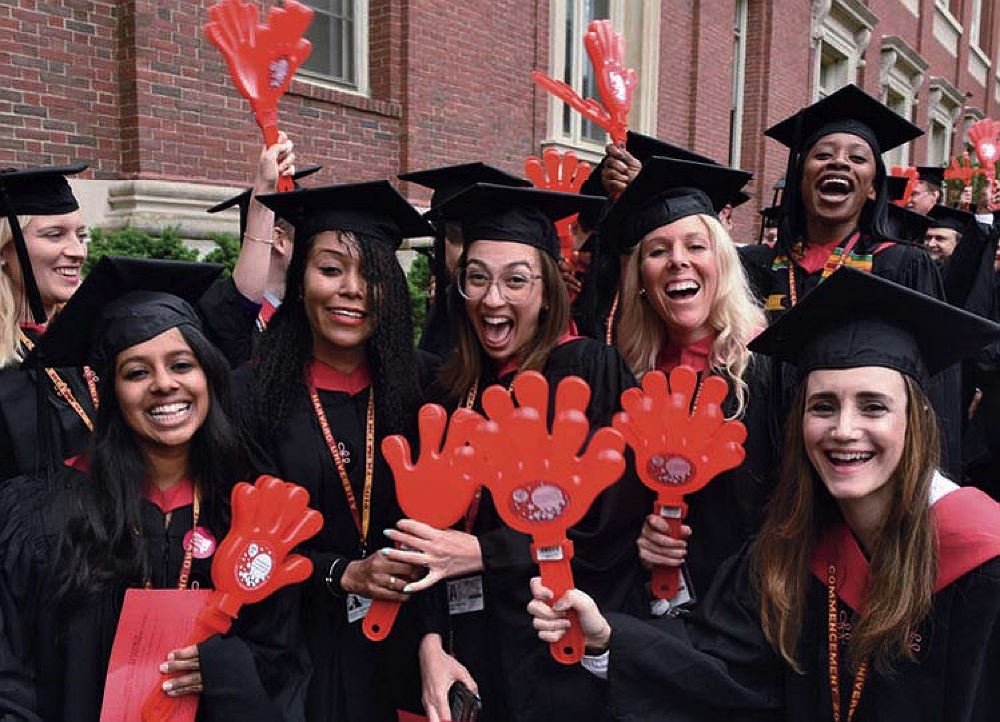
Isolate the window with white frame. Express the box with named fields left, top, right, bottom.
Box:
left=544, top=0, right=661, bottom=160
left=811, top=0, right=877, bottom=101
left=729, top=0, right=748, bottom=167
left=299, top=0, right=368, bottom=93
left=926, top=77, right=963, bottom=166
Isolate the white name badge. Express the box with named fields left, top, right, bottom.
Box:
left=650, top=566, right=694, bottom=617
left=346, top=593, right=372, bottom=624
left=447, top=575, right=485, bottom=615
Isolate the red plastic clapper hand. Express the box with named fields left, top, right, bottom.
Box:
left=141, top=475, right=322, bottom=722
left=613, top=367, right=746, bottom=599
left=474, top=372, right=626, bottom=665
left=969, top=119, right=1000, bottom=188
left=204, top=0, right=313, bottom=190
left=364, top=406, right=484, bottom=641
left=584, top=20, right=637, bottom=147
left=524, top=148, right=593, bottom=258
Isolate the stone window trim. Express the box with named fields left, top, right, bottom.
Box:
left=879, top=36, right=928, bottom=102
left=811, top=0, right=879, bottom=101
left=927, top=76, right=964, bottom=164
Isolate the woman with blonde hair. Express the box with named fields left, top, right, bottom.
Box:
left=529, top=268, right=1000, bottom=721
left=600, top=156, right=774, bottom=602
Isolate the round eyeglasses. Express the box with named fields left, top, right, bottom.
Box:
left=457, top=267, right=543, bottom=304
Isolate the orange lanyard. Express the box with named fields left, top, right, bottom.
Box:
left=19, top=330, right=100, bottom=432
left=462, top=379, right=482, bottom=533
left=605, top=287, right=620, bottom=345
left=787, top=233, right=861, bottom=308
left=310, top=387, right=375, bottom=555
left=827, top=563, right=868, bottom=722
left=143, top=489, right=200, bottom=590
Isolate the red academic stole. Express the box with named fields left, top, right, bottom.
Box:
left=811, top=486, right=1000, bottom=612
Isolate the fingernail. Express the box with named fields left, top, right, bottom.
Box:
left=162, top=682, right=172, bottom=692
left=403, top=584, right=414, bottom=593
left=380, top=547, right=392, bottom=556
left=383, top=528, right=395, bottom=537
left=159, top=663, right=168, bottom=673
left=166, top=652, right=175, bottom=661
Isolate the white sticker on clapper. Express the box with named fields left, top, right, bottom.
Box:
left=346, top=593, right=372, bottom=624
left=447, top=575, right=485, bottom=615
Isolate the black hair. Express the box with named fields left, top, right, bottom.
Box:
left=252, top=230, right=422, bottom=441
left=58, top=325, right=242, bottom=601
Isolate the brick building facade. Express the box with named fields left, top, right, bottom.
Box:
left=2, top=0, right=999, bottom=244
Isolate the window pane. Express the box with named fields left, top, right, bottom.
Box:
left=580, top=1, right=610, bottom=142
left=303, top=12, right=332, bottom=76
left=562, top=3, right=574, bottom=136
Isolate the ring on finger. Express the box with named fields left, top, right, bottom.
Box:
left=389, top=575, right=397, bottom=588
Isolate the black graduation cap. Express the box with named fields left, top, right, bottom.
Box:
left=916, top=166, right=945, bottom=188
left=886, top=175, right=909, bottom=203
left=748, top=266, right=1000, bottom=386
left=0, top=164, right=87, bottom=324
left=765, top=84, right=922, bottom=156
left=398, top=162, right=531, bottom=211
left=433, top=183, right=605, bottom=259
left=718, top=189, right=751, bottom=212
left=599, top=157, right=753, bottom=254
left=579, top=130, right=720, bottom=197
left=884, top=203, right=931, bottom=243
left=206, top=165, right=323, bottom=240
left=255, top=180, right=434, bottom=250
left=31, top=256, right=222, bottom=372
left=759, top=205, right=782, bottom=227
left=926, top=203, right=973, bottom=233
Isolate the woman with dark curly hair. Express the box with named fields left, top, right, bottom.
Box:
left=240, top=181, right=436, bottom=722
left=0, top=256, right=307, bottom=721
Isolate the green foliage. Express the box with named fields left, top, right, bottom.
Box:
left=407, top=252, right=432, bottom=344
left=83, top=226, right=199, bottom=275
left=201, top=233, right=241, bottom=276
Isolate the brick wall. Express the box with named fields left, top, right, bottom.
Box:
left=2, top=0, right=998, bottom=243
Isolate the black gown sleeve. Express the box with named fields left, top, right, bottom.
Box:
left=196, top=277, right=261, bottom=369
left=604, top=548, right=783, bottom=721
left=198, top=586, right=309, bottom=722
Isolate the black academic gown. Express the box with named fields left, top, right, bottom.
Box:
left=0, top=278, right=259, bottom=482
left=572, top=232, right=623, bottom=344
left=234, top=365, right=426, bottom=722
left=738, top=236, right=964, bottom=479
left=602, top=526, right=1000, bottom=721
left=672, top=355, right=777, bottom=601
left=0, top=468, right=307, bottom=722
left=423, top=337, right=653, bottom=722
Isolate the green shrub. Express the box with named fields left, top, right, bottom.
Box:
left=83, top=226, right=198, bottom=275
left=407, top=252, right=432, bottom=344
left=201, top=233, right=241, bottom=276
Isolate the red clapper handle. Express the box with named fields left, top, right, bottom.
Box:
left=204, top=0, right=314, bottom=193
left=649, top=500, right=687, bottom=598
left=473, top=372, right=627, bottom=664
left=141, top=475, right=323, bottom=722
left=364, top=406, right=484, bottom=641
left=613, top=367, right=746, bottom=601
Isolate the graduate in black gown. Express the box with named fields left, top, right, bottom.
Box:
left=598, top=156, right=775, bottom=604
left=0, top=147, right=295, bottom=481
left=736, top=85, right=963, bottom=479
left=238, top=181, right=435, bottom=722
left=0, top=257, right=307, bottom=721
left=529, top=268, right=1000, bottom=721
left=575, top=132, right=723, bottom=345
left=380, top=183, right=652, bottom=722
left=399, top=162, right=532, bottom=360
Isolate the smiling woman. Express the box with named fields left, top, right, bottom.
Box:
left=0, top=256, right=307, bottom=721
left=526, top=268, right=1000, bottom=721
left=242, top=180, right=437, bottom=722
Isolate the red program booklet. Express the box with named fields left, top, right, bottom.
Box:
left=100, top=588, right=212, bottom=722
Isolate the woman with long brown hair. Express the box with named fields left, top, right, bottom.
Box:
left=528, top=268, right=1000, bottom=721
left=382, top=183, right=652, bottom=722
